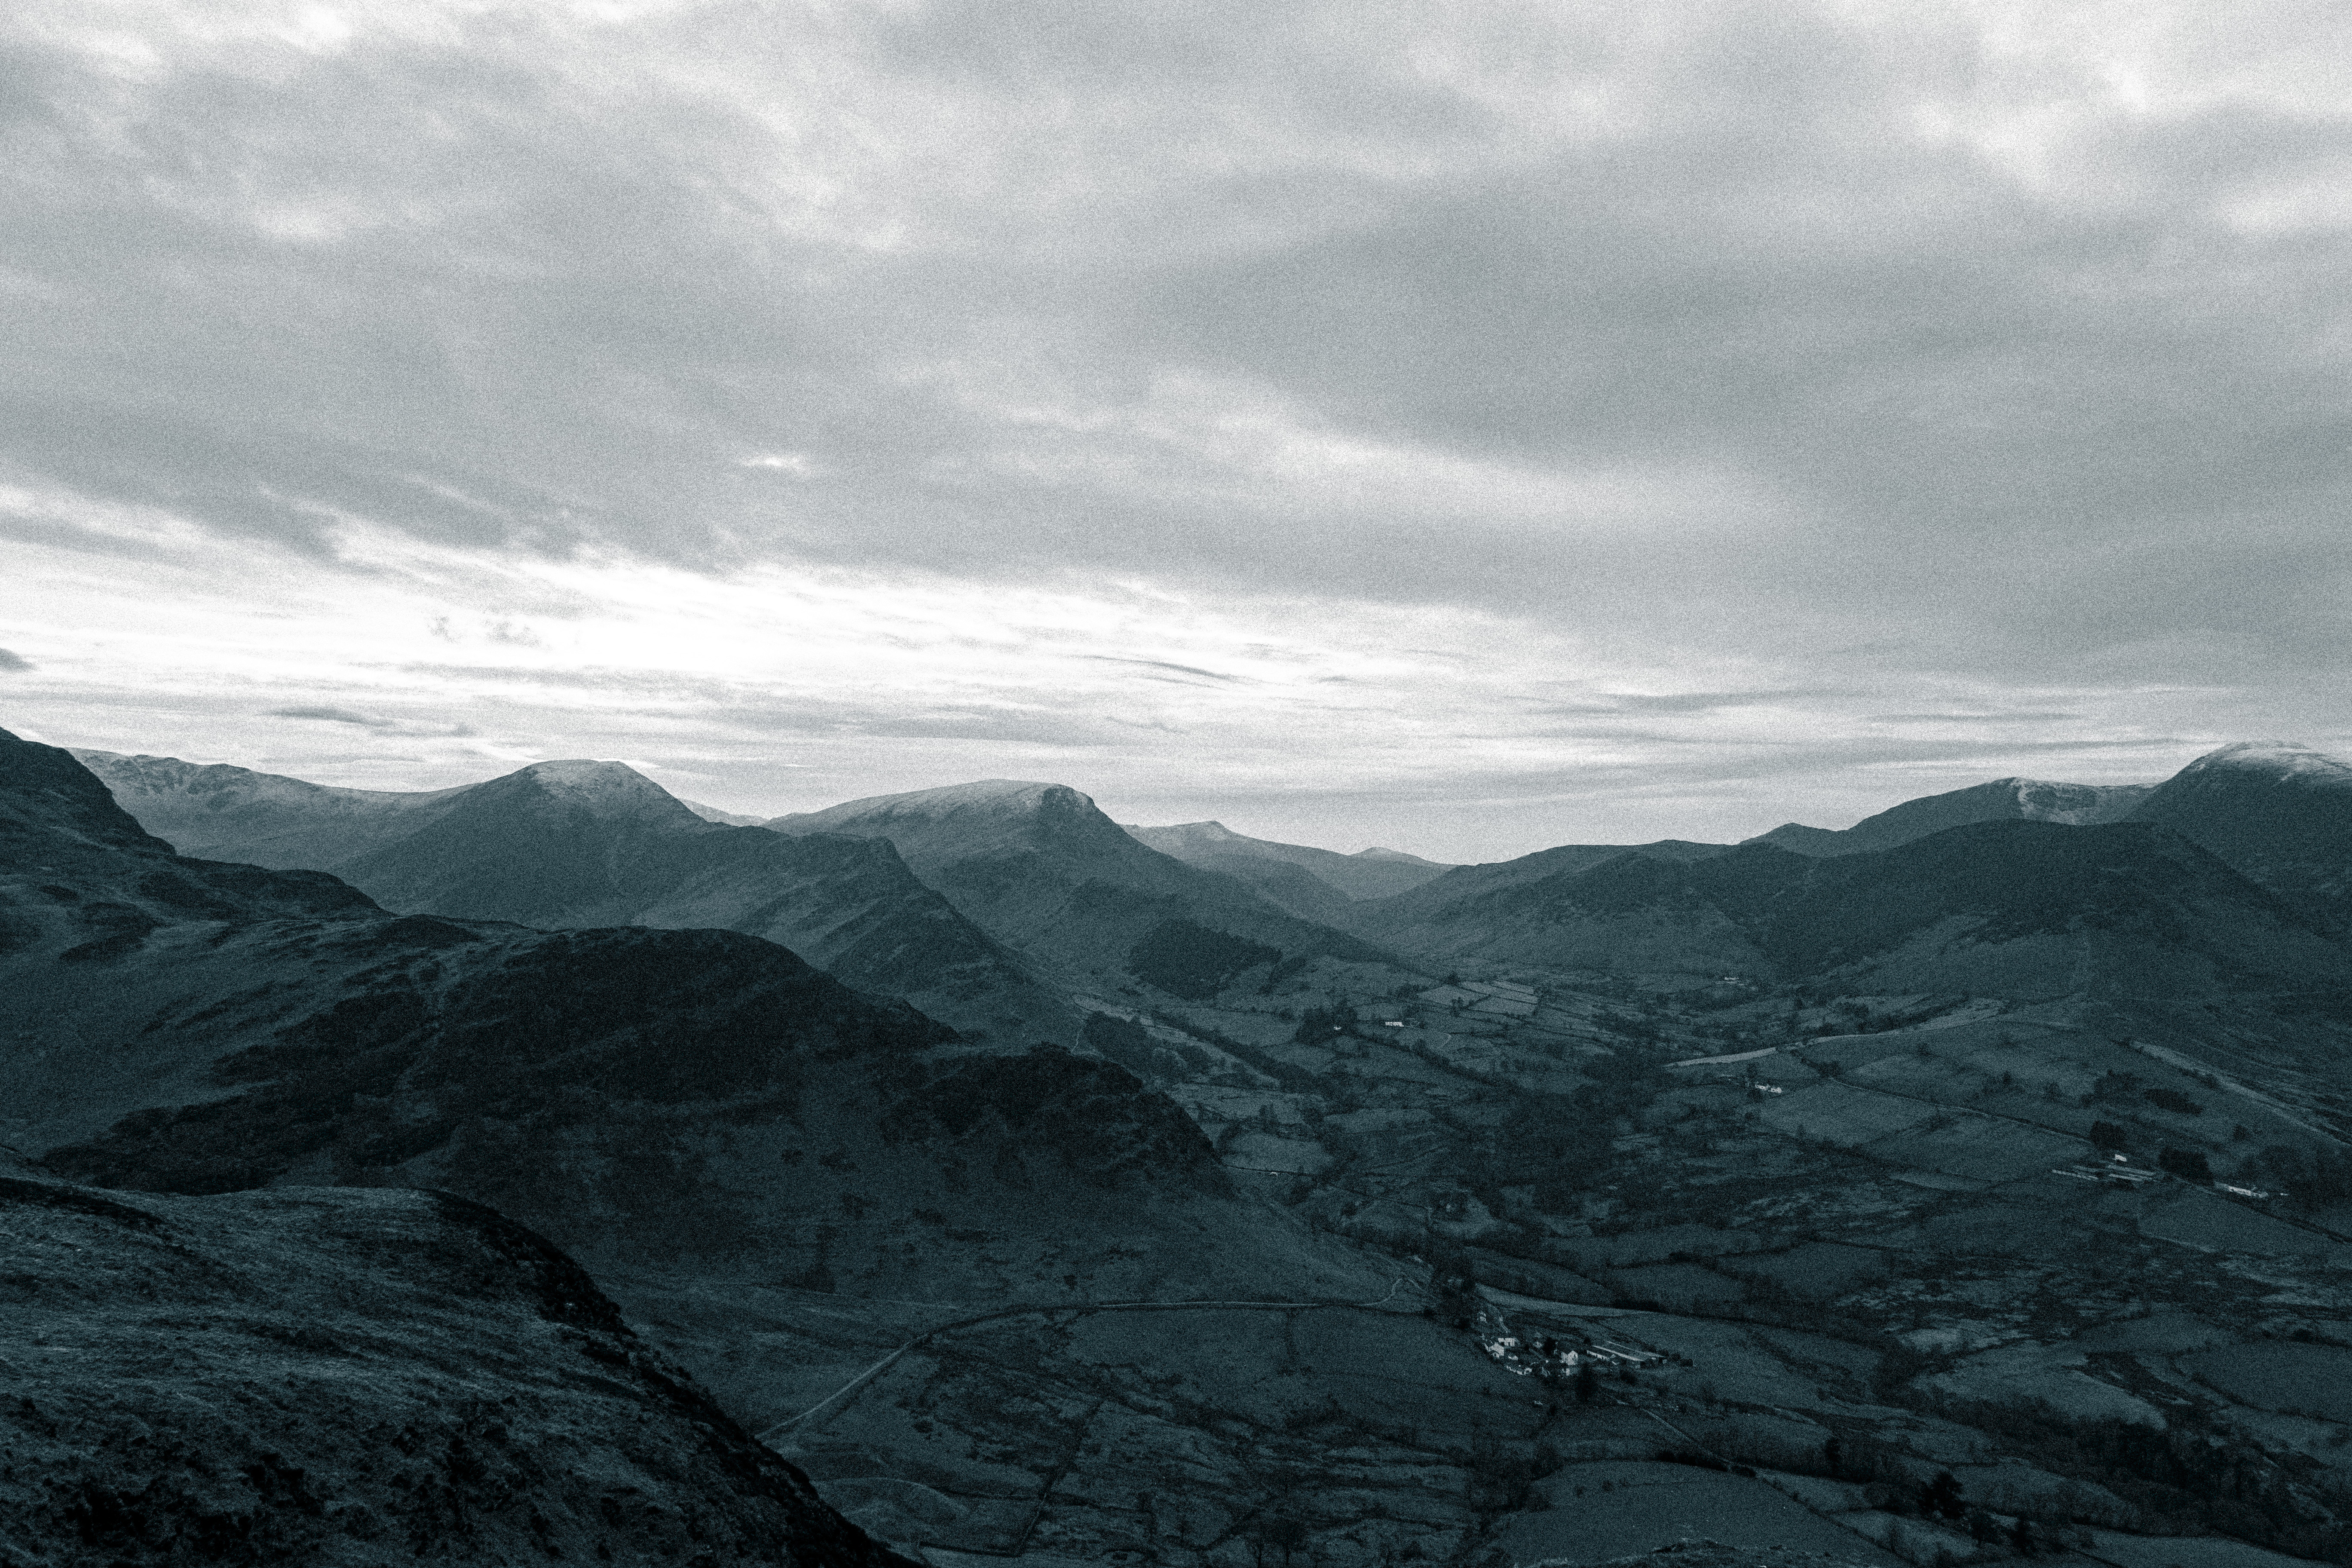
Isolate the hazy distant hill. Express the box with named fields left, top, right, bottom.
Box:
left=74, top=750, right=1068, bottom=1041
left=1124, top=819, right=1455, bottom=909
left=1354, top=819, right=2348, bottom=997
left=1747, top=776, right=2155, bottom=856
left=75, top=748, right=474, bottom=867
left=678, top=796, right=770, bottom=826
left=766, top=780, right=1412, bottom=998
left=2125, top=741, right=2352, bottom=924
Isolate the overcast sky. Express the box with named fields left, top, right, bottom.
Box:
left=6, top=1, right=2351, bottom=861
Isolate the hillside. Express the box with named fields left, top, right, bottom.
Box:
left=74, top=747, right=473, bottom=867
left=766, top=780, right=1417, bottom=1000
left=2127, top=741, right=2352, bottom=924
left=72, top=749, right=1067, bottom=1041
left=32, top=726, right=2352, bottom=1566
left=1125, top=819, right=1455, bottom=907
left=4, top=728, right=1370, bottom=1299
left=1351, top=820, right=2349, bottom=998
left=1747, top=776, right=2155, bottom=856
left=0, top=1171, right=909, bottom=1565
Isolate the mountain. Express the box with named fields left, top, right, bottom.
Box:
left=327, top=757, right=720, bottom=924
left=766, top=781, right=1413, bottom=998
left=1351, top=840, right=1751, bottom=977
left=0, top=1170, right=910, bottom=1565
left=1355, top=838, right=1736, bottom=950
left=1124, top=819, right=1455, bottom=904
left=74, top=748, right=474, bottom=868
left=1740, top=818, right=2350, bottom=998
left=679, top=796, right=771, bottom=826
left=2125, top=741, right=2352, bottom=923
left=6, top=725, right=1389, bottom=1294
left=73, top=750, right=1067, bottom=1041
left=1746, top=776, right=2155, bottom=856
left=1353, top=819, right=2350, bottom=997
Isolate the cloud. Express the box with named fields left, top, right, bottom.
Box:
left=0, top=647, right=31, bottom=672
left=6, top=2, right=2352, bottom=854
left=266, top=705, right=474, bottom=738
left=267, top=706, right=382, bottom=727
left=1081, top=655, right=1243, bottom=684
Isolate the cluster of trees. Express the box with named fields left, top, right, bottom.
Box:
left=2243, top=1144, right=2352, bottom=1211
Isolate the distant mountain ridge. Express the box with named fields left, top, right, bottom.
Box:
left=1124, top=820, right=1454, bottom=896
left=74, top=750, right=1069, bottom=1041
left=766, top=781, right=1412, bottom=997
left=1734, top=742, right=2352, bottom=929
left=6, top=726, right=1372, bottom=1308
left=1747, top=776, right=2156, bottom=856
left=1351, top=818, right=2349, bottom=997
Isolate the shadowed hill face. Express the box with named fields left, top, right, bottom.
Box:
left=1123, top=820, right=1456, bottom=902
left=0, top=1176, right=913, bottom=1565
left=766, top=779, right=1405, bottom=994
left=328, top=759, right=718, bottom=926
left=1351, top=840, right=1734, bottom=942
left=770, top=780, right=1146, bottom=881
left=1352, top=817, right=2349, bottom=998
left=1748, top=776, right=2155, bottom=857
left=73, top=750, right=1065, bottom=1041
left=2127, top=741, right=2352, bottom=923
left=1727, top=821, right=2346, bottom=994
left=3, top=729, right=1372, bottom=1305
left=625, top=828, right=1075, bottom=1042
left=3, top=734, right=380, bottom=938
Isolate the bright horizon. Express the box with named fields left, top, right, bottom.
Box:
left=9, top=3, right=2352, bottom=861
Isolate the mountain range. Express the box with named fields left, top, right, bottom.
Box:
left=1122, top=818, right=1455, bottom=918
left=23, top=723, right=2352, bottom=1565
left=78, top=752, right=1426, bottom=1034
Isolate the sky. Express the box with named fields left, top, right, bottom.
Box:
left=6, top=0, right=2352, bottom=863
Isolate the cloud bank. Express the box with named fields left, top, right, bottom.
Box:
left=6, top=0, right=2350, bottom=857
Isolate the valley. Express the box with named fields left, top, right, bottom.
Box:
left=11, top=729, right=2352, bottom=1567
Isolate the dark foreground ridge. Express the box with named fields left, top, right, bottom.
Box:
left=0, top=1170, right=915, bottom=1566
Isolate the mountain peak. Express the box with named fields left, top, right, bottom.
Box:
left=489, top=760, right=707, bottom=827
left=2179, top=741, right=2352, bottom=787
left=763, top=779, right=1126, bottom=879
left=1354, top=845, right=1445, bottom=867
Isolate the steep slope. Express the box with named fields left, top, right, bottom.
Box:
left=680, top=796, right=770, bottom=826
left=1735, top=820, right=2350, bottom=998
left=2, top=726, right=1383, bottom=1302
left=74, top=747, right=471, bottom=867
left=328, top=757, right=722, bottom=925
left=1747, top=775, right=2155, bottom=856
left=1360, top=845, right=1762, bottom=977
left=74, top=750, right=1066, bottom=1041
left=1124, top=819, right=1455, bottom=900
left=0, top=1173, right=909, bottom=1566
left=2126, top=740, right=2352, bottom=923
left=623, top=828, right=1075, bottom=1041
left=766, top=780, right=1412, bottom=998
left=1351, top=818, right=2349, bottom=998
left=1353, top=839, right=1734, bottom=953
